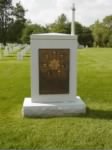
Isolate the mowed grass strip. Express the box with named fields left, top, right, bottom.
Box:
left=0, top=48, right=112, bottom=149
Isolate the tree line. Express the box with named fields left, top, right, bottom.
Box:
left=0, top=0, right=112, bottom=47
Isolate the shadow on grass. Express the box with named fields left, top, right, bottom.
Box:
left=81, top=107, right=112, bottom=120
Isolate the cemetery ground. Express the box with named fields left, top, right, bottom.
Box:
left=0, top=48, right=112, bottom=149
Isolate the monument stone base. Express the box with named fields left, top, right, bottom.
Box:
left=22, top=96, right=86, bottom=117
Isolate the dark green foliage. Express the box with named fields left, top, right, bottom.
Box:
left=7, top=2, right=26, bottom=43
left=21, top=23, right=48, bottom=44
left=76, top=23, right=93, bottom=47
left=0, top=1, right=26, bottom=45
left=48, top=14, right=70, bottom=33
left=91, top=15, right=112, bottom=47
left=0, top=0, right=13, bottom=45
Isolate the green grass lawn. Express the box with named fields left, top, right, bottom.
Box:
left=0, top=48, right=112, bottom=149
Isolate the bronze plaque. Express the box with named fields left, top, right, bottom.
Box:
left=39, top=49, right=69, bottom=94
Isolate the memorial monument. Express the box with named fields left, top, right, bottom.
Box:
left=22, top=4, right=86, bottom=117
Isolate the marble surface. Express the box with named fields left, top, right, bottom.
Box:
left=22, top=96, right=86, bottom=117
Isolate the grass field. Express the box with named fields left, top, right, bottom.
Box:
left=0, top=48, right=112, bottom=149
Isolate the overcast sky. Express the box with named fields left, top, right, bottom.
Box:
left=13, top=0, right=112, bottom=26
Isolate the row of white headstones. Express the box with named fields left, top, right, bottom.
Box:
left=0, top=43, right=31, bottom=60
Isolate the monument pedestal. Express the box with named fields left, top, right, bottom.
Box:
left=22, top=96, right=86, bottom=117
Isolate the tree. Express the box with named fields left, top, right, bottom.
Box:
left=0, top=0, right=13, bottom=45
left=91, top=21, right=104, bottom=47
left=103, top=15, right=112, bottom=29
left=78, top=26, right=93, bottom=47
left=91, top=16, right=112, bottom=47
left=9, top=2, right=26, bottom=43
left=71, top=22, right=93, bottom=47
left=103, top=15, right=112, bottom=47
left=48, top=14, right=69, bottom=33
left=21, top=23, right=48, bottom=43
left=0, top=1, right=26, bottom=44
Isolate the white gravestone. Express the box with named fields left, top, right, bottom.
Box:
left=22, top=33, right=86, bottom=117
left=3, top=49, right=9, bottom=56
left=17, top=52, right=23, bottom=60
left=17, top=45, right=30, bottom=60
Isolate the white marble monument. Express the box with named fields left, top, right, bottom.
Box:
left=22, top=4, right=86, bottom=117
